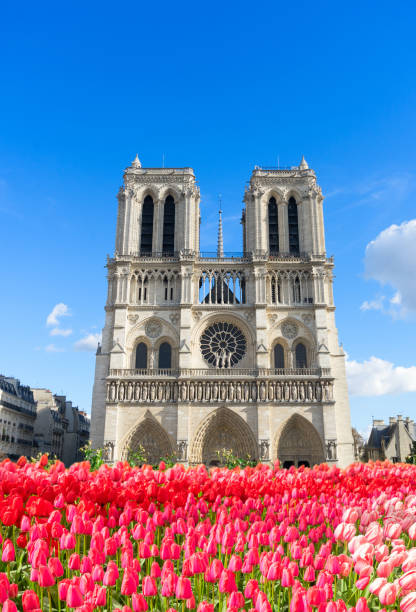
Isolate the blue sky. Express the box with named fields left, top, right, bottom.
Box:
left=1, top=0, right=415, bottom=435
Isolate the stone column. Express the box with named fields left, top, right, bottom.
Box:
left=278, top=202, right=288, bottom=252
left=152, top=198, right=162, bottom=253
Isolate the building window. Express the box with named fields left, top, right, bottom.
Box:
left=162, top=195, right=175, bottom=255
left=268, top=197, right=279, bottom=254
left=288, top=197, right=299, bottom=254
left=135, top=343, right=148, bottom=369
left=295, top=343, right=307, bottom=368
left=274, top=344, right=285, bottom=369
left=200, top=322, right=246, bottom=368
left=158, top=342, right=172, bottom=369
left=140, top=196, right=154, bottom=254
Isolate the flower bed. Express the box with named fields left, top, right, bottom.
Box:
left=0, top=457, right=416, bottom=611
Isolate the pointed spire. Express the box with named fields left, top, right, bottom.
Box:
left=132, top=153, right=142, bottom=168
left=217, top=206, right=224, bottom=257
left=299, top=155, right=309, bottom=170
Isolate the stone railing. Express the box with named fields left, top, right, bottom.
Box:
left=108, top=251, right=332, bottom=265
left=108, top=367, right=330, bottom=378
left=106, top=378, right=334, bottom=405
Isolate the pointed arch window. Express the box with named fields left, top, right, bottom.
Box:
left=295, top=343, right=307, bottom=368
left=135, top=342, right=148, bottom=369
left=268, top=197, right=279, bottom=254
left=274, top=344, right=285, bottom=369
left=288, top=197, right=299, bottom=254
left=158, top=342, right=172, bottom=369
left=162, top=195, right=175, bottom=255
left=140, top=196, right=154, bottom=254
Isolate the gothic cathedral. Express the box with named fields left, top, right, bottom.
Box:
left=91, top=156, right=354, bottom=468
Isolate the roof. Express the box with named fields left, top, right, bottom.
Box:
left=0, top=375, right=35, bottom=404
left=367, top=424, right=395, bottom=449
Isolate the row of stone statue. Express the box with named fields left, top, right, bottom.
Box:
left=107, top=379, right=334, bottom=403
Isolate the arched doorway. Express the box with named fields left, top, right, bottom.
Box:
left=275, top=414, right=324, bottom=468
left=122, top=416, right=174, bottom=464
left=189, top=407, right=258, bottom=466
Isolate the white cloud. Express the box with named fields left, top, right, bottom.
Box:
left=50, top=327, right=72, bottom=337
left=46, top=303, right=71, bottom=326
left=363, top=220, right=416, bottom=317
left=346, top=355, right=416, bottom=396
left=74, top=333, right=101, bottom=352
left=45, top=344, right=65, bottom=353
left=360, top=296, right=385, bottom=312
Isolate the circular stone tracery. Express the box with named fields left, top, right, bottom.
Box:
left=200, top=322, right=246, bottom=368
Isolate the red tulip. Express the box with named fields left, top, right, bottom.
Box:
left=142, top=576, right=157, bottom=597
left=22, top=590, right=40, bottom=611
left=219, top=569, right=237, bottom=593
left=121, top=569, right=139, bottom=596
left=132, top=593, right=148, bottom=611
left=197, top=603, right=214, bottom=612
left=38, top=565, right=54, bottom=588
left=66, top=584, right=84, bottom=608
left=175, top=576, right=193, bottom=599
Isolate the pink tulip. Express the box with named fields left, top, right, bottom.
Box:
left=378, top=582, right=398, bottom=606
left=1, top=540, right=15, bottom=563
left=400, top=592, right=416, bottom=612
left=399, top=569, right=416, bottom=591
left=355, top=598, right=370, bottom=612
left=369, top=577, right=387, bottom=595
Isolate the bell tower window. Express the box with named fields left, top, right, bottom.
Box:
left=268, top=197, right=279, bottom=254
left=162, top=195, right=175, bottom=255
left=140, top=196, right=154, bottom=255
left=288, top=197, right=299, bottom=254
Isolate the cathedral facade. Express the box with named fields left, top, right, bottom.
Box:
left=91, top=156, right=354, bottom=468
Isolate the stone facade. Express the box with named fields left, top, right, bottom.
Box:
left=32, top=389, right=90, bottom=465
left=91, top=156, right=354, bottom=468
left=0, top=376, right=36, bottom=460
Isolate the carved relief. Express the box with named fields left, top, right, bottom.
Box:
left=281, top=322, right=298, bottom=339
left=128, top=314, right=140, bottom=324
left=145, top=320, right=162, bottom=338
left=106, top=378, right=334, bottom=405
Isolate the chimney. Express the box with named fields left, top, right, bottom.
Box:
left=389, top=417, right=397, bottom=425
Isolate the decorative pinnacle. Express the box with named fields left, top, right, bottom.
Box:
left=132, top=154, right=142, bottom=168
left=217, top=198, right=224, bottom=257
left=299, top=155, right=309, bottom=170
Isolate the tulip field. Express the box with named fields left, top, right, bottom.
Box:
left=0, top=457, right=416, bottom=612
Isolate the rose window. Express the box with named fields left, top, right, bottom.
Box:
left=200, top=322, right=246, bottom=368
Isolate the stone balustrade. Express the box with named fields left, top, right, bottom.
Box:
left=108, top=367, right=330, bottom=378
